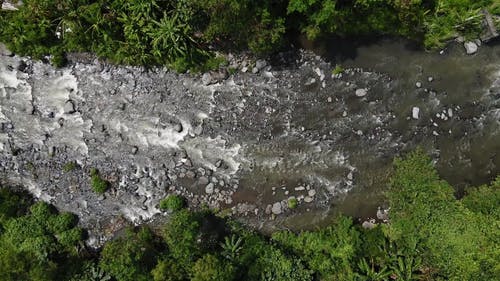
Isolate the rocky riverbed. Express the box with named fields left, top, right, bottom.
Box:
left=1, top=41, right=499, bottom=247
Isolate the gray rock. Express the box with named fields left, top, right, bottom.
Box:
left=415, top=82, right=422, bottom=88
left=131, top=146, right=138, bottom=155
left=271, top=202, right=282, bottom=215
left=464, top=41, right=478, bottom=55
left=174, top=123, right=183, bottom=132
left=64, top=100, right=76, bottom=114
left=355, top=88, right=368, bottom=97
left=205, top=183, right=214, bottom=194
left=255, top=59, right=267, bottom=70
left=304, top=196, right=314, bottom=203
left=186, top=171, right=196, bottom=178
left=362, top=220, right=376, bottom=229
left=412, top=107, right=420, bottom=119
left=0, top=43, right=12, bottom=56
left=1, top=1, right=19, bottom=11
left=252, top=67, right=259, bottom=74
left=201, top=73, right=212, bottom=85
left=265, top=204, right=272, bottom=215
left=376, top=207, right=389, bottom=221
left=308, top=189, right=316, bottom=197
left=428, top=76, right=434, bottom=82
left=198, top=176, right=209, bottom=185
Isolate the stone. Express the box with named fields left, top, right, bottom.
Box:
left=64, top=100, right=76, bottom=114
left=376, top=207, right=389, bottom=221
left=198, top=176, right=209, bottom=185
left=186, top=171, right=196, bottom=178
left=241, top=66, right=248, bottom=73
left=347, top=171, right=354, bottom=180
left=201, top=73, right=212, bottom=85
left=327, top=97, right=332, bottom=103
left=415, top=82, right=422, bottom=88
left=362, top=220, right=376, bottom=229
left=464, top=41, right=478, bottom=55
left=265, top=204, right=272, bottom=215
left=308, top=189, right=316, bottom=197
left=255, top=59, right=267, bottom=70
left=0, top=43, right=12, bottom=56
left=447, top=108, right=453, bottom=117
left=271, top=202, right=282, bottom=215
left=428, top=76, right=434, bottom=82
left=131, top=146, right=138, bottom=155
left=355, top=88, right=368, bottom=97
left=174, top=123, right=183, bottom=132
left=1, top=1, right=19, bottom=11
left=295, top=186, right=305, bottom=191
left=205, top=183, right=214, bottom=194
left=252, top=67, right=259, bottom=74
left=412, top=107, right=420, bottom=119
left=304, top=196, right=314, bottom=203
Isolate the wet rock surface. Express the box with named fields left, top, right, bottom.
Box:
left=1, top=43, right=499, bottom=246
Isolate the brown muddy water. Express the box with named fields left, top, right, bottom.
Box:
left=262, top=37, right=500, bottom=230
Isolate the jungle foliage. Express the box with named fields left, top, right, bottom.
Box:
left=0, top=150, right=498, bottom=280
left=0, top=0, right=498, bottom=70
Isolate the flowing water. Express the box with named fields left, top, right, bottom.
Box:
left=277, top=38, right=500, bottom=229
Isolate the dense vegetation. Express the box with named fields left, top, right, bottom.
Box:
left=0, top=150, right=498, bottom=280
left=0, top=0, right=498, bottom=70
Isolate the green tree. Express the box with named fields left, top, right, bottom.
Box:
left=191, top=254, right=235, bottom=281
left=100, top=227, right=161, bottom=281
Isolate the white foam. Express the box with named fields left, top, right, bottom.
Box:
left=181, top=135, right=241, bottom=174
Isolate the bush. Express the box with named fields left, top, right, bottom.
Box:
left=159, top=195, right=186, bottom=212
left=90, top=168, right=109, bottom=194
left=63, top=161, right=77, bottom=173
left=191, top=254, right=235, bottom=281
left=287, top=197, right=298, bottom=209
left=100, top=227, right=160, bottom=281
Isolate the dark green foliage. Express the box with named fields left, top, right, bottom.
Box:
left=90, top=168, right=109, bottom=194
left=159, top=194, right=186, bottom=212
left=0, top=188, right=32, bottom=225
left=100, top=227, right=161, bottom=281
left=1, top=0, right=498, bottom=72
left=461, top=176, right=500, bottom=218
left=70, top=262, right=112, bottom=281
left=151, top=258, right=186, bottom=281
left=220, top=234, right=243, bottom=261
left=0, top=199, right=84, bottom=281
left=273, top=215, right=359, bottom=280
left=191, top=254, right=235, bottom=281
left=63, top=161, right=77, bottom=173
left=387, top=150, right=500, bottom=280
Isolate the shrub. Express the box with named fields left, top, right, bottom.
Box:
left=90, top=168, right=109, bottom=194
left=63, top=161, right=77, bottom=173
left=159, top=195, right=186, bottom=212
left=100, top=227, right=160, bottom=281
left=287, top=197, right=298, bottom=209
left=332, top=65, right=344, bottom=75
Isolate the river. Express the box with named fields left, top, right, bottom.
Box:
left=0, top=38, right=498, bottom=243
